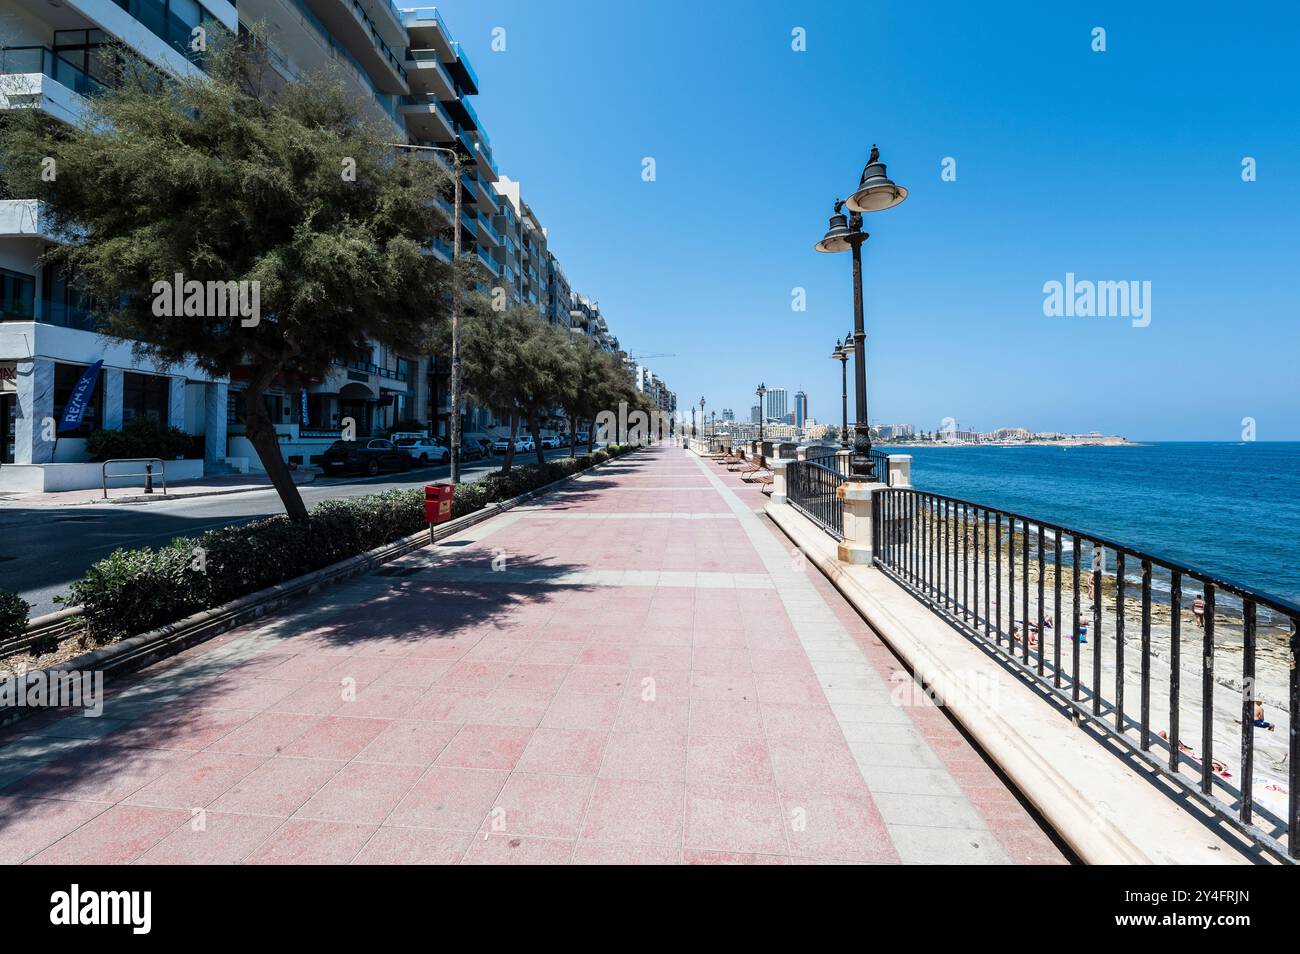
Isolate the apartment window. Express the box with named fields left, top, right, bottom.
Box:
left=122, top=372, right=170, bottom=423
left=52, top=29, right=114, bottom=86
left=0, top=269, right=35, bottom=321
left=40, top=267, right=98, bottom=331
left=53, top=362, right=105, bottom=438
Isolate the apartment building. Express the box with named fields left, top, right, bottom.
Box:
left=0, top=0, right=240, bottom=490
left=764, top=386, right=788, bottom=424
left=793, top=390, right=808, bottom=428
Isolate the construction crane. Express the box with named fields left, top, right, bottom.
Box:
left=629, top=352, right=676, bottom=361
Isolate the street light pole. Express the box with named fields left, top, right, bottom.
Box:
left=755, top=382, right=766, bottom=447
left=699, top=397, right=706, bottom=445
left=832, top=337, right=850, bottom=450
left=814, top=144, right=907, bottom=482
left=384, top=141, right=465, bottom=483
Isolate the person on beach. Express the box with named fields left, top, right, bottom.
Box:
left=1253, top=701, right=1276, bottom=731
left=1072, top=613, right=1088, bottom=643
left=1087, top=573, right=1096, bottom=606
left=1192, top=594, right=1205, bottom=628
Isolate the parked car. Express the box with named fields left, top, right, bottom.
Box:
left=461, top=432, right=493, bottom=460
left=458, top=441, right=485, bottom=462
left=493, top=436, right=534, bottom=454
left=540, top=435, right=562, bottom=449
left=574, top=432, right=591, bottom=446
left=321, top=439, right=411, bottom=476
left=393, top=436, right=450, bottom=466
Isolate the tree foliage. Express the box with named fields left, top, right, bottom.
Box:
left=0, top=34, right=453, bottom=519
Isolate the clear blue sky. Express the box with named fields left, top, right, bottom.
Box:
left=433, top=0, right=1299, bottom=440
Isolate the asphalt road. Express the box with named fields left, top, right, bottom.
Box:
left=0, top=445, right=593, bottom=618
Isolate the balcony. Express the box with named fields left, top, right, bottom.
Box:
left=334, top=356, right=408, bottom=382
left=398, top=93, right=456, bottom=141
left=302, top=0, right=409, bottom=93
left=402, top=7, right=456, bottom=60
left=476, top=247, right=501, bottom=276
left=0, top=46, right=105, bottom=98
left=404, top=48, right=455, bottom=99
left=476, top=214, right=501, bottom=246
left=446, top=41, right=479, bottom=94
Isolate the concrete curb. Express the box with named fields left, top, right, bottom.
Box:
left=764, top=499, right=1253, bottom=866
left=1, top=449, right=639, bottom=727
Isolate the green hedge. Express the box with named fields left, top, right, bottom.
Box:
left=60, top=444, right=637, bottom=645
left=86, top=417, right=193, bottom=462
left=0, top=591, right=30, bottom=643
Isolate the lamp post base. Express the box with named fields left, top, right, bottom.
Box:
left=836, top=480, right=887, bottom=564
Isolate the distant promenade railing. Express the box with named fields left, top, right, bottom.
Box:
left=787, top=460, right=844, bottom=540
left=871, top=487, right=1300, bottom=862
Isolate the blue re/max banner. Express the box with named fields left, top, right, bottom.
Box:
left=57, top=360, right=103, bottom=433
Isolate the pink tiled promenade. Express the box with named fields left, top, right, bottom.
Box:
left=0, top=446, right=1067, bottom=864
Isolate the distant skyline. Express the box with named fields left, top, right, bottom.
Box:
left=436, top=1, right=1299, bottom=440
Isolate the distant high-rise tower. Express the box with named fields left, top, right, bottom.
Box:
left=765, top=387, right=788, bottom=423
left=722, top=408, right=735, bottom=422
left=794, top=391, right=808, bottom=428
left=750, top=405, right=762, bottom=424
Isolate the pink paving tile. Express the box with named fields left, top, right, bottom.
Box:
left=294, top=762, right=424, bottom=824
left=516, top=728, right=607, bottom=776
left=682, top=849, right=789, bottom=865
left=629, top=646, right=692, bottom=670
left=26, top=804, right=190, bottom=864
left=279, top=716, right=389, bottom=761
left=519, top=643, right=583, bottom=665
left=501, top=663, right=570, bottom=691
left=435, top=724, right=532, bottom=770
left=686, top=737, right=775, bottom=786
left=542, top=691, right=622, bottom=732
left=613, top=697, right=690, bottom=736
left=243, top=819, right=377, bottom=865
left=754, top=672, right=829, bottom=706
left=191, top=678, right=299, bottom=712
left=577, top=645, right=635, bottom=667
left=572, top=842, right=680, bottom=865
left=484, top=772, right=595, bottom=839
left=409, top=686, right=491, bottom=723
left=351, top=826, right=472, bottom=864
left=0, top=796, right=111, bottom=864
left=691, top=671, right=759, bottom=702
left=779, top=791, right=898, bottom=863
left=461, top=832, right=575, bottom=865
left=562, top=666, right=630, bottom=695
left=209, top=757, right=341, bottom=817
left=206, top=711, right=321, bottom=756
left=111, top=706, right=255, bottom=752
left=370, top=658, right=454, bottom=688
left=684, top=783, right=788, bottom=856
left=353, top=721, right=460, bottom=766
left=689, top=699, right=766, bottom=739
left=266, top=681, right=349, bottom=716
left=9, top=745, right=189, bottom=803
left=580, top=778, right=684, bottom=847
left=599, top=731, right=686, bottom=782
left=767, top=738, right=870, bottom=796
left=388, top=766, right=507, bottom=831
left=342, top=684, right=428, bottom=719
left=136, top=811, right=285, bottom=864
left=264, top=652, right=343, bottom=682
left=760, top=702, right=844, bottom=741
left=125, top=751, right=266, bottom=809
left=437, top=660, right=513, bottom=690
left=469, top=687, right=554, bottom=728
left=748, top=649, right=815, bottom=675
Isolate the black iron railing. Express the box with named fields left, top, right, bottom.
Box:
left=787, top=460, right=844, bottom=540
left=870, top=448, right=892, bottom=484
left=872, top=487, right=1300, bottom=862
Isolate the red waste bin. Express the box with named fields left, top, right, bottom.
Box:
left=425, top=483, right=455, bottom=525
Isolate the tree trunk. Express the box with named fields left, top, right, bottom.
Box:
left=569, top=412, right=579, bottom=458
left=500, top=409, right=520, bottom=475
left=587, top=422, right=595, bottom=455
left=528, top=408, right=544, bottom=466
left=243, top=366, right=309, bottom=522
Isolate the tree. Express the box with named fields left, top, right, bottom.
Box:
left=557, top=335, right=610, bottom=457
left=0, top=36, right=451, bottom=520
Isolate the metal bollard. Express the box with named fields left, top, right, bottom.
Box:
left=144, top=463, right=154, bottom=494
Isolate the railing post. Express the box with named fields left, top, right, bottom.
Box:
left=887, top=454, right=912, bottom=489
left=769, top=458, right=789, bottom=504
left=835, top=448, right=852, bottom=478
left=836, top=474, right=889, bottom=565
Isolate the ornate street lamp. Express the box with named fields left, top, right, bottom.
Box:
left=815, top=144, right=906, bottom=481
left=755, top=382, right=767, bottom=446
left=831, top=336, right=851, bottom=451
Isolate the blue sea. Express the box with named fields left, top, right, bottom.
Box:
left=902, top=442, right=1300, bottom=606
